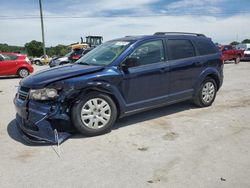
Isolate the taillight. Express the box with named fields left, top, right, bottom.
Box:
left=25, top=57, right=31, bottom=64
left=220, top=53, right=224, bottom=64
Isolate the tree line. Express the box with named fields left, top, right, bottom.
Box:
left=230, top=39, right=250, bottom=46
left=0, top=40, right=69, bottom=57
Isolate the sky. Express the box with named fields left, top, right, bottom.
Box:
left=0, top=0, right=250, bottom=46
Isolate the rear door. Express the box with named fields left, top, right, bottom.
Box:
left=167, top=38, right=201, bottom=100
left=120, top=39, right=170, bottom=111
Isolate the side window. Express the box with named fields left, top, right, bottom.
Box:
left=129, top=40, right=165, bottom=66
left=224, top=45, right=232, bottom=51
left=75, top=50, right=83, bottom=55
left=0, top=55, right=4, bottom=61
left=6, top=54, right=18, bottom=60
left=167, top=39, right=195, bottom=60
left=194, top=39, right=218, bottom=55
left=2, top=54, right=11, bottom=60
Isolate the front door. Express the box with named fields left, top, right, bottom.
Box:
left=120, top=39, right=170, bottom=111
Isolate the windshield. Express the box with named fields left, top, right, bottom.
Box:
left=76, top=41, right=131, bottom=66
left=65, top=51, right=74, bottom=57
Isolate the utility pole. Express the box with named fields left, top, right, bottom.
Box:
left=39, top=0, right=46, bottom=57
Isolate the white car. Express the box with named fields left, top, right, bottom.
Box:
left=241, top=48, right=250, bottom=61
left=31, top=55, right=52, bottom=65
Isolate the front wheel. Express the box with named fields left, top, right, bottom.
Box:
left=193, top=78, right=217, bottom=107
left=71, top=92, right=117, bottom=136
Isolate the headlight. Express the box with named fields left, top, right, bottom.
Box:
left=29, top=88, right=58, bottom=100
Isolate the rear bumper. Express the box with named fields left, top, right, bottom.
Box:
left=14, top=96, right=71, bottom=144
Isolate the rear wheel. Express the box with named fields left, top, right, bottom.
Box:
left=18, top=68, right=29, bottom=78
left=71, top=92, right=117, bottom=136
left=35, top=60, right=41, bottom=65
left=193, top=78, right=217, bottom=107
left=235, top=56, right=240, bottom=64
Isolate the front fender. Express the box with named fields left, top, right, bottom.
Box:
left=75, top=81, right=127, bottom=117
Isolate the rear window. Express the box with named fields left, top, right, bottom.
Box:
left=223, top=45, right=233, bottom=50
left=167, top=39, right=195, bottom=60
left=194, top=39, right=218, bottom=55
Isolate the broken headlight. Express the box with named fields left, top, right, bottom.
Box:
left=29, top=88, right=58, bottom=100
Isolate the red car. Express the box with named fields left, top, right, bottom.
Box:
left=0, top=52, right=33, bottom=78
left=219, top=45, right=244, bottom=64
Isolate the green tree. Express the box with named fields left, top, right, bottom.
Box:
left=46, top=44, right=68, bottom=57
left=0, top=43, right=11, bottom=52
left=0, top=43, right=26, bottom=53
left=241, top=39, right=250, bottom=44
left=230, top=41, right=239, bottom=45
left=25, top=40, right=43, bottom=57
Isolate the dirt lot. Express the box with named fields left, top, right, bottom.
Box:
left=0, top=62, right=250, bottom=188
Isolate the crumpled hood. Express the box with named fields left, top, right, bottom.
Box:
left=21, top=64, right=104, bottom=89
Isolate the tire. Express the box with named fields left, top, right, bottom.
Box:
left=235, top=56, right=240, bottom=64
left=18, top=68, right=29, bottom=78
left=35, top=60, right=40, bottom=65
left=71, top=92, right=117, bottom=136
left=193, top=78, right=217, bottom=107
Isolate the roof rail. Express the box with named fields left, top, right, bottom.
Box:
left=154, top=32, right=206, bottom=37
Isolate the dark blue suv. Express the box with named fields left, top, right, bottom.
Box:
left=14, top=32, right=223, bottom=144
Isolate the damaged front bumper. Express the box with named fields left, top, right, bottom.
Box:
left=14, top=94, right=72, bottom=144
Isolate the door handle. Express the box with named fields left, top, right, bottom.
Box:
left=194, top=62, right=202, bottom=66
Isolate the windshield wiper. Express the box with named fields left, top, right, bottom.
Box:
left=78, top=62, right=90, bottom=65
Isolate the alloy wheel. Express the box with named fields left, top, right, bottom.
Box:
left=201, top=82, right=215, bottom=103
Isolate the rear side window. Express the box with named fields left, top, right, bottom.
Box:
left=194, top=39, right=218, bottom=55
left=224, top=45, right=233, bottom=50
left=167, top=39, right=195, bottom=60
left=2, top=54, right=18, bottom=60
left=0, top=55, right=4, bottom=61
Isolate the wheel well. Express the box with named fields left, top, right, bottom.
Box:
left=206, top=74, right=220, bottom=90
left=83, top=88, right=121, bottom=118
left=17, top=67, right=29, bottom=75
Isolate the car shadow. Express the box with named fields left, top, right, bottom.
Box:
left=7, top=119, right=52, bottom=146
left=7, top=119, right=33, bottom=146
left=0, top=76, right=20, bottom=80
left=7, top=101, right=195, bottom=145
left=71, top=101, right=195, bottom=139
left=224, top=60, right=237, bottom=64
left=114, top=101, right=194, bottom=129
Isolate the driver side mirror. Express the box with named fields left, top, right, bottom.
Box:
left=121, top=57, right=140, bottom=72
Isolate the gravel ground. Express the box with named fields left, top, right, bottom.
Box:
left=0, top=62, right=250, bottom=188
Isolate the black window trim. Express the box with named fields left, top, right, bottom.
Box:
left=166, top=38, right=197, bottom=61
left=193, top=38, right=218, bottom=56
left=121, top=38, right=167, bottom=69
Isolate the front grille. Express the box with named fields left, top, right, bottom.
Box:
left=18, top=86, right=30, bottom=101
left=244, top=54, right=250, bottom=57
